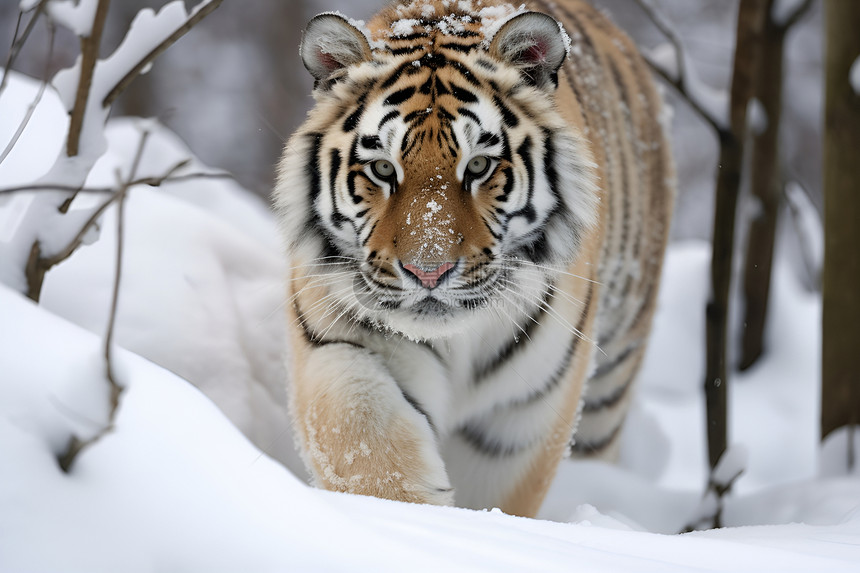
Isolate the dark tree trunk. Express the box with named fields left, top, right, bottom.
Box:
left=739, top=0, right=789, bottom=371
left=704, top=0, right=768, bottom=470
left=821, top=0, right=860, bottom=449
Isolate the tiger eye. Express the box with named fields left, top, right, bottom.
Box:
left=466, top=156, right=490, bottom=176
left=372, top=160, right=395, bottom=179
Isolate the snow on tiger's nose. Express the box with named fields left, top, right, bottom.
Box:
left=401, top=169, right=464, bottom=267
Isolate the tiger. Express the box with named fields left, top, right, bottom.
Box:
left=274, top=0, right=674, bottom=518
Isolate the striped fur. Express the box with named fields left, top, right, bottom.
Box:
left=274, top=0, right=674, bottom=517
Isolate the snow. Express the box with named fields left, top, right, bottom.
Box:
left=0, top=1, right=218, bottom=298
left=45, top=0, right=100, bottom=37
left=2, top=56, right=860, bottom=571
left=850, top=55, right=860, bottom=95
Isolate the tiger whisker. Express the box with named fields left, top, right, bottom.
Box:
left=498, top=256, right=602, bottom=286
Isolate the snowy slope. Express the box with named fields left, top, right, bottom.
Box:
left=2, top=70, right=860, bottom=572
left=3, top=284, right=859, bottom=572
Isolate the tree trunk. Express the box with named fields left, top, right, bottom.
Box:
left=704, top=0, right=768, bottom=470
left=739, top=0, right=788, bottom=371
left=821, top=0, right=860, bottom=446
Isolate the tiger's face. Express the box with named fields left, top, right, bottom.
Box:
left=277, top=8, right=598, bottom=340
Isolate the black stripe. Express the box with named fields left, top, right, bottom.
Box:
left=361, top=223, right=377, bottom=246
left=380, top=61, right=418, bottom=90
left=493, top=94, right=519, bottom=128
left=450, top=84, right=477, bottom=103
left=421, top=51, right=447, bottom=70
left=482, top=220, right=502, bottom=240
left=390, top=31, right=429, bottom=42
left=306, top=133, right=323, bottom=202
left=509, top=136, right=536, bottom=223
left=400, top=389, right=437, bottom=434
left=451, top=61, right=481, bottom=87
left=458, top=423, right=531, bottom=458
left=343, top=103, right=365, bottom=132
left=542, top=129, right=560, bottom=201
left=609, top=59, right=632, bottom=294
left=403, top=109, right=430, bottom=125
left=511, top=283, right=594, bottom=407
left=569, top=422, right=623, bottom=455
left=473, top=287, right=554, bottom=383
left=384, top=86, right=416, bottom=106
left=293, top=301, right=362, bottom=349
left=457, top=107, right=480, bottom=124
left=495, top=168, right=514, bottom=202
left=437, top=107, right=455, bottom=123
left=478, top=132, right=501, bottom=147
left=439, top=42, right=479, bottom=53
left=434, top=76, right=450, bottom=96
left=583, top=376, right=634, bottom=413
left=346, top=171, right=365, bottom=204
left=390, top=45, right=425, bottom=56
left=360, top=135, right=382, bottom=150
left=515, top=229, right=551, bottom=264
left=448, top=29, right=481, bottom=38
left=419, top=77, right=433, bottom=94
left=379, top=110, right=400, bottom=127
left=475, top=59, right=497, bottom=72
left=328, top=148, right=347, bottom=228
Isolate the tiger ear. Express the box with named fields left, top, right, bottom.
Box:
left=488, top=12, right=568, bottom=90
left=300, top=13, right=373, bottom=82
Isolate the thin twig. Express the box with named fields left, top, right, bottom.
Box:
left=0, top=21, right=55, bottom=167
left=0, top=170, right=234, bottom=196
left=639, top=53, right=726, bottom=136
left=102, top=0, right=223, bottom=108
left=0, top=0, right=49, bottom=97
left=634, top=0, right=727, bottom=135
left=42, top=190, right=123, bottom=268
left=58, top=130, right=150, bottom=473
left=104, top=131, right=148, bottom=390
left=66, top=0, right=111, bottom=158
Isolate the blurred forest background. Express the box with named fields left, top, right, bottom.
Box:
left=0, top=0, right=824, bottom=253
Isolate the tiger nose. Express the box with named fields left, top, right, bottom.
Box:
left=401, top=262, right=456, bottom=289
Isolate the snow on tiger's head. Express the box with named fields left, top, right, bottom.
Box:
left=275, top=1, right=598, bottom=338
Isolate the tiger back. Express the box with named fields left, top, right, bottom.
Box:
left=275, top=0, right=673, bottom=517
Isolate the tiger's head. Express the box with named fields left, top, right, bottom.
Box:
left=276, top=3, right=598, bottom=340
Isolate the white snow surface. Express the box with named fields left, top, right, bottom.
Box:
left=2, top=67, right=860, bottom=571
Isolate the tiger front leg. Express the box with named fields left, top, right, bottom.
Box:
left=291, top=342, right=453, bottom=506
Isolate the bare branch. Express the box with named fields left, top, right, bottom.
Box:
left=0, top=170, right=233, bottom=196
left=66, top=0, right=111, bottom=158
left=0, top=184, right=110, bottom=196
left=42, top=189, right=123, bottom=268
left=640, top=52, right=726, bottom=135
left=635, top=0, right=685, bottom=79
left=634, top=0, right=728, bottom=135
left=102, top=0, right=224, bottom=108
left=0, top=21, right=55, bottom=167
left=0, top=0, right=50, bottom=97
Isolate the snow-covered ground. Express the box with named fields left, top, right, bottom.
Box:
left=2, top=71, right=859, bottom=571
